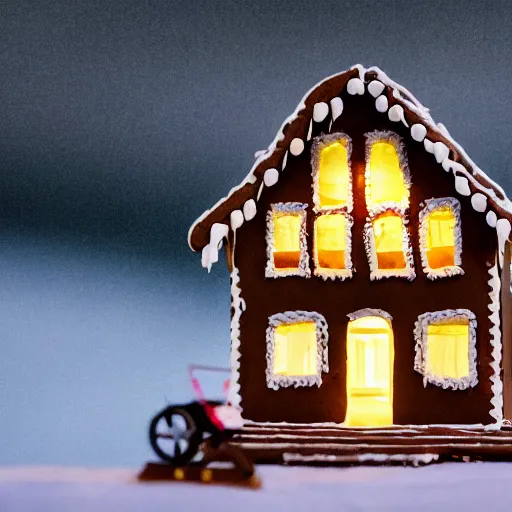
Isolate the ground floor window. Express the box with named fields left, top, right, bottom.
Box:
left=266, top=311, right=329, bottom=390
left=414, top=309, right=477, bottom=390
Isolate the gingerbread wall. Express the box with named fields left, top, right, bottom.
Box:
left=234, top=90, right=499, bottom=425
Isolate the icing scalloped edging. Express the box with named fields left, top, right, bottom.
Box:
left=227, top=267, right=245, bottom=410
left=364, top=130, right=411, bottom=215
left=313, top=210, right=353, bottom=281
left=311, top=132, right=353, bottom=213
left=347, top=309, right=393, bottom=322
left=488, top=259, right=503, bottom=423
left=414, top=309, right=478, bottom=390
left=265, top=203, right=311, bottom=279
left=418, top=197, right=464, bottom=280
left=363, top=206, right=416, bottom=281
left=266, top=311, right=329, bottom=390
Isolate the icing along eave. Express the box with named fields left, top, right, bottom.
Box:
left=188, top=64, right=512, bottom=261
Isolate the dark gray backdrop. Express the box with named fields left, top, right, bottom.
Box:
left=0, top=0, right=510, bottom=466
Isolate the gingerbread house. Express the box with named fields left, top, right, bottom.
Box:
left=188, top=65, right=512, bottom=448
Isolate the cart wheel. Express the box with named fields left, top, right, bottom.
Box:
left=149, top=407, right=201, bottom=465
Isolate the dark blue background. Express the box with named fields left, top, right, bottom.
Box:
left=0, top=0, right=510, bottom=466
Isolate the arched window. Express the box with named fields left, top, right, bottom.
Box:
left=419, top=198, right=463, bottom=280
left=364, top=131, right=414, bottom=280
left=311, top=133, right=354, bottom=280
left=312, top=134, right=352, bottom=212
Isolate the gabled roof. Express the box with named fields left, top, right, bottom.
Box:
left=188, top=64, right=512, bottom=269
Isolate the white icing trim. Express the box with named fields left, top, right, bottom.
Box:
left=414, top=309, right=478, bottom=390
left=330, top=97, right=343, bottom=122
left=487, top=210, right=498, bottom=228
left=227, top=268, right=246, bottom=410
left=375, top=95, right=388, bottom=112
left=368, top=80, right=385, bottom=98
left=282, top=452, right=439, bottom=466
left=471, top=192, right=487, bottom=213
left=364, top=130, right=411, bottom=215
left=363, top=207, right=416, bottom=281
left=311, top=132, right=353, bottom=213
left=201, top=223, right=229, bottom=272
left=497, top=218, right=512, bottom=268
left=418, top=198, right=464, bottom=280
left=411, top=123, right=427, bottom=142
left=313, top=102, right=329, bottom=123
left=347, top=309, right=393, bottom=322
left=266, top=311, right=329, bottom=390
left=189, top=65, right=512, bottom=259
left=263, top=168, right=279, bottom=187
left=347, top=77, right=364, bottom=95
left=313, top=210, right=353, bottom=281
left=290, top=138, right=304, bottom=156
left=488, top=258, right=503, bottom=424
left=265, top=203, right=311, bottom=279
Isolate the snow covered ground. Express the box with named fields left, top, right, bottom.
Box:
left=1, top=463, right=512, bottom=511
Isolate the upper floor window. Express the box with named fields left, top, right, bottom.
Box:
left=365, top=132, right=410, bottom=212
left=313, top=211, right=353, bottom=280
left=312, top=134, right=352, bottom=212
left=419, top=198, right=464, bottom=280
left=363, top=131, right=415, bottom=280
left=265, top=202, right=310, bottom=278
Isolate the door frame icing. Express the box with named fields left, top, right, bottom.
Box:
left=345, top=309, right=394, bottom=427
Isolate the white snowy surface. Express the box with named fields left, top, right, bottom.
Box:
left=2, top=464, right=512, bottom=512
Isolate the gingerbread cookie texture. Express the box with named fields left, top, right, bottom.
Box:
left=188, top=64, right=512, bottom=464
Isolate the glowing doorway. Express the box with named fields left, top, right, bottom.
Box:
left=345, top=314, right=394, bottom=426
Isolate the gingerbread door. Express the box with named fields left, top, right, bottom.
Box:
left=345, top=314, right=394, bottom=426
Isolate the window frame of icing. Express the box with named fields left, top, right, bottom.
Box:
left=311, top=132, right=353, bottom=214
left=413, top=309, right=478, bottom=390
left=265, top=202, right=311, bottom=279
left=418, top=197, right=464, bottom=280
left=363, top=130, right=415, bottom=281
left=265, top=310, right=329, bottom=390
left=313, top=209, right=354, bottom=281
left=363, top=206, right=416, bottom=281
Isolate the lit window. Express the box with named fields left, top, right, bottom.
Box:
left=363, top=132, right=414, bottom=281
left=414, top=310, right=477, bottom=390
left=312, top=134, right=352, bottom=212
left=373, top=213, right=406, bottom=270
left=273, top=214, right=301, bottom=269
left=313, top=212, right=353, bottom=280
left=265, top=203, right=310, bottom=278
left=365, top=134, right=410, bottom=211
left=266, top=311, right=329, bottom=390
left=427, top=323, right=469, bottom=380
left=345, top=312, right=394, bottom=426
left=419, top=198, right=463, bottom=280
left=274, top=322, right=317, bottom=376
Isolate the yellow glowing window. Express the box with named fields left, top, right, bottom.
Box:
left=273, top=213, right=301, bottom=269
left=314, top=214, right=346, bottom=269
left=274, top=322, right=317, bottom=376
left=346, top=316, right=394, bottom=427
left=373, top=213, right=406, bottom=270
left=317, top=140, right=350, bottom=209
left=427, top=321, right=469, bottom=379
left=367, top=142, right=408, bottom=208
left=425, top=208, right=456, bottom=269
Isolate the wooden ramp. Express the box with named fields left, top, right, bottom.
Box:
left=232, top=423, right=512, bottom=466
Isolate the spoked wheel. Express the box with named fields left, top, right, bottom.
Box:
left=149, top=407, right=202, bottom=465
